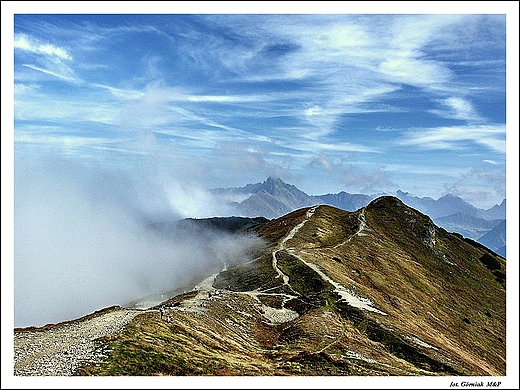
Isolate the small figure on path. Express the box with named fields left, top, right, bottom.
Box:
left=159, top=306, right=165, bottom=320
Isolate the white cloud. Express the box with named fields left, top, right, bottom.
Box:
left=15, top=132, right=110, bottom=148
left=14, top=15, right=505, bottom=170
left=339, top=164, right=397, bottom=194
left=13, top=155, right=263, bottom=327
left=382, top=163, right=466, bottom=177
left=13, top=83, right=40, bottom=96
left=400, top=125, right=506, bottom=153
left=378, top=56, right=451, bottom=86
left=15, top=33, right=78, bottom=84
left=14, top=88, right=118, bottom=123
left=10, top=14, right=508, bottom=213
left=186, top=94, right=266, bottom=103
left=305, top=106, right=323, bottom=117
left=430, top=97, right=483, bottom=122
left=14, top=33, right=72, bottom=60
left=483, top=159, right=499, bottom=165
left=91, top=83, right=145, bottom=100
left=205, top=14, right=486, bottom=144
left=310, top=154, right=337, bottom=172
left=442, top=166, right=506, bottom=208
left=20, top=64, right=77, bottom=82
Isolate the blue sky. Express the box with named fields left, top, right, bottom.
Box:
left=7, top=6, right=516, bottom=211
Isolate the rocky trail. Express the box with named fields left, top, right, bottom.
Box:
left=14, top=308, right=148, bottom=376
left=12, top=205, right=440, bottom=376
left=12, top=206, right=321, bottom=377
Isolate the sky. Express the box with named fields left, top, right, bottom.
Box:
left=2, top=2, right=520, bottom=387
left=7, top=6, right=516, bottom=210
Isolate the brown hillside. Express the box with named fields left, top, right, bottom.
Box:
left=23, top=197, right=504, bottom=377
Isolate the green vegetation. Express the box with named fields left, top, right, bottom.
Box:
left=279, top=351, right=354, bottom=375
left=77, top=314, right=214, bottom=376
left=77, top=309, right=274, bottom=376
left=276, top=251, right=334, bottom=296
left=479, top=253, right=501, bottom=270
left=336, top=302, right=460, bottom=375
left=477, top=253, right=506, bottom=288
left=213, top=253, right=281, bottom=291
left=295, top=205, right=360, bottom=248
left=492, top=270, right=506, bottom=287
left=257, top=295, right=284, bottom=309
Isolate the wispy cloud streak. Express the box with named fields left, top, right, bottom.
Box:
left=400, top=125, right=506, bottom=153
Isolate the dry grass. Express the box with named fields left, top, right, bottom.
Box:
left=75, top=199, right=505, bottom=376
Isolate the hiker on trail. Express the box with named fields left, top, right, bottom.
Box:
left=159, top=306, right=165, bottom=320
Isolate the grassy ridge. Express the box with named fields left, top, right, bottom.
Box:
left=74, top=199, right=505, bottom=376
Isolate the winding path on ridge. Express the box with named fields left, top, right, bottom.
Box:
left=13, top=206, right=383, bottom=376
left=271, top=206, right=318, bottom=288
left=333, top=207, right=367, bottom=249
left=271, top=206, right=386, bottom=316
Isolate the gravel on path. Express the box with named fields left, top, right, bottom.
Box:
left=14, top=308, right=147, bottom=376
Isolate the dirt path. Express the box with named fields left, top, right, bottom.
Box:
left=13, top=308, right=148, bottom=376
left=271, top=206, right=317, bottom=286
left=13, top=206, right=379, bottom=377
left=277, top=206, right=386, bottom=315
left=333, top=207, right=367, bottom=249
left=291, top=248, right=387, bottom=315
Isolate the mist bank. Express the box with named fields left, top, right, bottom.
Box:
left=13, top=156, right=260, bottom=328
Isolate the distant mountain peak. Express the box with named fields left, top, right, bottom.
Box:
left=212, top=178, right=505, bottom=255
left=265, top=176, right=283, bottom=183
left=262, top=176, right=285, bottom=191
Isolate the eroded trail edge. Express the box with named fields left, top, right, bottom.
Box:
left=14, top=308, right=146, bottom=376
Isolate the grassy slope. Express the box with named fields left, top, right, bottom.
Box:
left=76, top=199, right=506, bottom=376
left=290, top=199, right=505, bottom=375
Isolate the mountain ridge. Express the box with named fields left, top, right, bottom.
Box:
left=213, top=177, right=506, bottom=255
left=15, top=196, right=506, bottom=377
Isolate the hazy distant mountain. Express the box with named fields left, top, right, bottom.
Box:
left=394, top=192, right=506, bottom=254
left=234, top=177, right=315, bottom=219
left=395, top=191, right=482, bottom=219
left=433, top=213, right=503, bottom=241
left=236, top=191, right=300, bottom=219
left=25, top=197, right=505, bottom=376
left=480, top=199, right=506, bottom=220
left=394, top=190, right=437, bottom=215
left=478, top=219, right=506, bottom=257
left=215, top=176, right=373, bottom=218
left=312, top=191, right=373, bottom=212
left=213, top=178, right=506, bottom=254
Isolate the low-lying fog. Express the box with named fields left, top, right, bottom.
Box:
left=14, top=156, right=260, bottom=328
